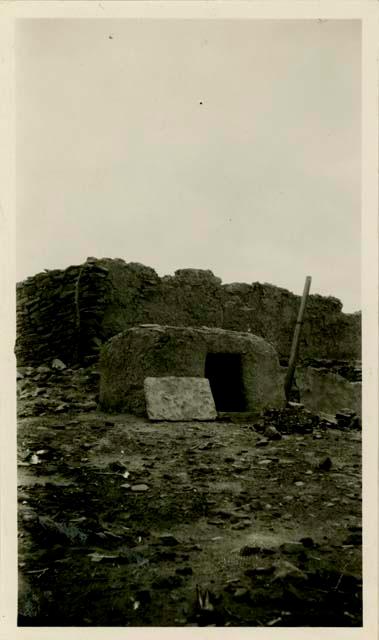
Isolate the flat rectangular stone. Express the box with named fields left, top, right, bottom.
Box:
left=144, top=377, right=217, bottom=421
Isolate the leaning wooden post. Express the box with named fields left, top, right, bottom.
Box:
left=284, top=275, right=312, bottom=402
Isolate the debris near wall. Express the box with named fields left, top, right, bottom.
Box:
left=255, top=404, right=320, bottom=436
left=16, top=258, right=361, bottom=367
left=253, top=402, right=361, bottom=441
left=335, top=409, right=361, bottom=430
left=17, top=360, right=99, bottom=418
left=317, top=409, right=361, bottom=431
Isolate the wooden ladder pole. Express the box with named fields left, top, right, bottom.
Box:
left=284, top=275, right=312, bottom=402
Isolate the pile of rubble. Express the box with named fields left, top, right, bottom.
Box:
left=322, top=409, right=361, bottom=430
left=259, top=404, right=319, bottom=435
left=17, top=359, right=99, bottom=418
left=253, top=402, right=361, bottom=440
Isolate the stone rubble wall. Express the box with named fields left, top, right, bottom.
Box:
left=16, top=257, right=361, bottom=367
left=16, top=260, right=111, bottom=366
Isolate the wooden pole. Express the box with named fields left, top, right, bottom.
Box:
left=284, top=275, right=312, bottom=402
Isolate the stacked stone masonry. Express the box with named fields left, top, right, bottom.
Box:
left=16, top=257, right=361, bottom=367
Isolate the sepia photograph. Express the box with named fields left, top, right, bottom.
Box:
left=8, top=6, right=375, bottom=632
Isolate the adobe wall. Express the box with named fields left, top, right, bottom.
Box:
left=295, top=367, right=362, bottom=418
left=16, top=257, right=361, bottom=367
left=99, top=325, right=285, bottom=415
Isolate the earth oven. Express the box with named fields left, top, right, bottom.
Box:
left=99, top=324, right=285, bottom=416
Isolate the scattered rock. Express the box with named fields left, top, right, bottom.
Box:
left=232, top=520, right=251, bottom=530
left=88, top=552, right=118, bottom=563
left=74, top=401, right=97, bottom=411
left=336, top=410, right=359, bottom=429
left=318, top=457, right=332, bottom=471
left=253, top=421, right=266, bottom=433
left=36, top=365, right=50, bottom=374
left=212, top=509, right=234, bottom=520
left=267, top=616, right=283, bottom=626
left=109, top=461, right=127, bottom=473
left=21, top=512, right=38, bottom=524
left=256, top=439, right=269, bottom=447
left=272, top=560, right=308, bottom=582
left=131, top=484, right=149, bottom=492
left=159, top=533, right=180, bottom=546
left=231, top=464, right=247, bottom=474
left=52, top=358, right=67, bottom=370
left=348, top=415, right=361, bottom=430
left=261, top=406, right=319, bottom=435
left=195, top=465, right=213, bottom=475
left=300, top=537, right=316, bottom=548
left=239, top=545, right=260, bottom=556
left=55, top=403, right=69, bottom=413
left=152, top=550, right=177, bottom=562
left=265, top=425, right=282, bottom=440
left=199, top=441, right=215, bottom=451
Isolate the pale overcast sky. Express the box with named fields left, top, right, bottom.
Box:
left=16, top=19, right=361, bottom=311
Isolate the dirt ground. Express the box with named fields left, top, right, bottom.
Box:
left=17, top=365, right=362, bottom=627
